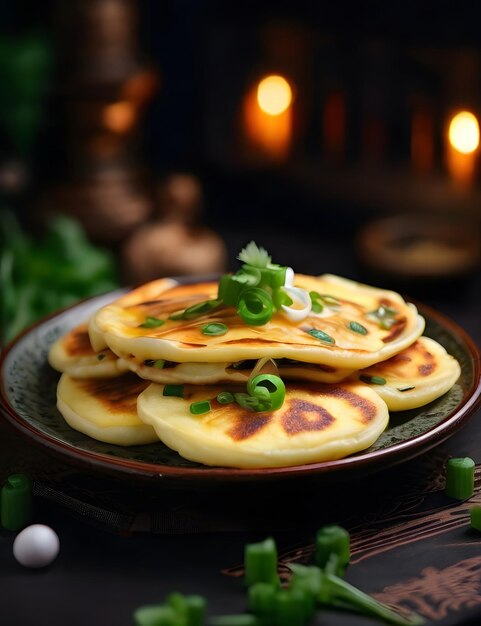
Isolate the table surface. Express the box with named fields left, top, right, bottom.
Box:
left=1, top=230, right=481, bottom=626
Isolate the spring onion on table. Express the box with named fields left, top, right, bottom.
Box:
left=132, top=524, right=425, bottom=626
left=444, top=457, right=475, bottom=500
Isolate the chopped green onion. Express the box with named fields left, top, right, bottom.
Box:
left=274, top=588, right=305, bottom=626
left=309, top=292, right=324, bottom=314
left=209, top=616, right=260, bottom=626
left=470, top=506, right=481, bottom=531
left=97, top=353, right=106, bottom=361
left=241, top=265, right=287, bottom=289
left=348, top=321, right=368, bottom=335
left=289, top=564, right=323, bottom=597
left=170, top=299, right=222, bottom=321
left=320, top=573, right=424, bottom=626
left=272, top=287, right=293, bottom=309
left=398, top=385, right=415, bottom=392
left=190, top=400, right=211, bottom=415
left=163, top=384, right=184, bottom=398
left=234, top=393, right=270, bottom=412
left=315, top=525, right=350, bottom=575
left=244, top=537, right=279, bottom=587
left=133, top=605, right=181, bottom=626
left=445, top=457, right=475, bottom=500
left=247, top=374, right=286, bottom=411
left=139, top=316, right=165, bottom=328
left=237, top=288, right=273, bottom=326
left=248, top=583, right=277, bottom=620
left=359, top=375, right=386, bottom=385
left=154, top=359, right=165, bottom=369
left=166, top=593, right=206, bottom=626
left=306, top=328, right=335, bottom=344
left=201, top=322, right=228, bottom=336
left=217, top=391, right=234, bottom=404
left=218, top=273, right=257, bottom=305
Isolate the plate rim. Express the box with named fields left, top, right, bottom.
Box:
left=1, top=288, right=481, bottom=482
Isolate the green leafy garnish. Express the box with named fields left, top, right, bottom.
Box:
left=139, top=316, right=165, bottom=329
left=348, top=321, right=368, bottom=335
left=306, top=329, right=335, bottom=344
left=201, top=323, right=229, bottom=336
left=238, top=241, right=272, bottom=268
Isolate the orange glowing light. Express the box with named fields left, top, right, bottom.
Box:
left=448, top=111, right=479, bottom=154
left=257, top=75, right=292, bottom=116
left=103, top=101, right=136, bottom=133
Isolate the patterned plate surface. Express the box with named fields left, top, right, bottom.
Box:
left=1, top=282, right=480, bottom=483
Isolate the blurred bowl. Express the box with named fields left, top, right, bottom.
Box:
left=357, top=215, right=480, bottom=288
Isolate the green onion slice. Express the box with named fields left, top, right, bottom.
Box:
left=306, top=328, right=335, bottom=344
left=163, top=384, right=184, bottom=398
left=348, top=321, right=368, bottom=335
left=398, top=385, right=414, bottom=392
left=139, top=316, right=165, bottom=328
left=359, top=375, right=386, bottom=385
left=190, top=400, right=211, bottom=415
left=218, top=273, right=258, bottom=305
left=217, top=391, right=234, bottom=404
left=247, top=374, right=286, bottom=411
left=97, top=353, right=106, bottom=360
left=237, top=288, right=273, bottom=326
left=201, top=322, right=229, bottom=336
left=445, top=457, right=475, bottom=500
left=272, top=287, right=294, bottom=309
left=170, top=299, right=222, bottom=321
left=234, top=393, right=270, bottom=412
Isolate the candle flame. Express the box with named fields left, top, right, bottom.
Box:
left=257, top=75, right=292, bottom=116
left=448, top=111, right=479, bottom=154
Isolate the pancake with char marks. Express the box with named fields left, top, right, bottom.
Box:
left=137, top=380, right=389, bottom=468
left=90, top=274, right=425, bottom=370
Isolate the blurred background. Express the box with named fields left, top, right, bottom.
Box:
left=1, top=0, right=480, bottom=344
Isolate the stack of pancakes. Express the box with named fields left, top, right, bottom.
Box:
left=49, top=274, right=460, bottom=468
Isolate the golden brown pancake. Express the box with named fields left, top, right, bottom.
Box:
left=56, top=373, right=158, bottom=445
left=137, top=381, right=389, bottom=468
left=48, top=324, right=129, bottom=378
left=91, top=274, right=424, bottom=369
left=355, top=336, right=461, bottom=411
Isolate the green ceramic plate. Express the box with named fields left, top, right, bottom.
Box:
left=1, top=283, right=480, bottom=484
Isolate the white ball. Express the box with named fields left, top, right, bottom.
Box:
left=13, top=524, right=60, bottom=568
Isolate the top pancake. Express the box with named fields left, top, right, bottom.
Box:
left=90, top=274, right=424, bottom=370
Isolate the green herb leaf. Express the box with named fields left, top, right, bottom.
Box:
left=237, top=241, right=271, bottom=269
left=348, top=321, right=368, bottom=335
left=306, top=329, right=335, bottom=344
left=201, top=323, right=229, bottom=336
left=217, top=391, right=234, bottom=404
left=139, top=316, right=165, bottom=328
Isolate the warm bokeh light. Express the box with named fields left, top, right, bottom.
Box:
left=448, top=111, right=480, bottom=154
left=103, top=101, right=136, bottom=133
left=257, top=75, right=292, bottom=116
